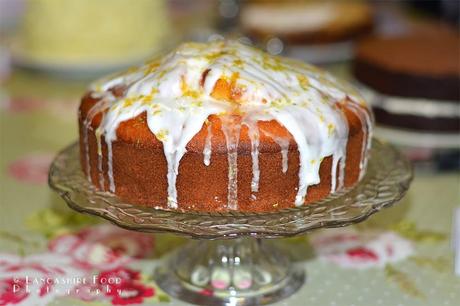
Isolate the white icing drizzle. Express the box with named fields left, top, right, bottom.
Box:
left=281, top=146, right=289, bottom=174
left=243, top=119, right=260, bottom=193
left=82, top=119, right=91, bottom=182
left=203, top=123, right=212, bottom=166
left=330, top=108, right=349, bottom=192
left=347, top=101, right=373, bottom=179
left=338, top=109, right=349, bottom=190
left=330, top=153, right=346, bottom=193
left=221, top=115, right=241, bottom=210
left=86, top=40, right=371, bottom=209
left=95, top=127, right=105, bottom=189
left=331, top=155, right=339, bottom=193
left=361, top=107, right=373, bottom=176
left=106, top=138, right=115, bottom=192
left=269, top=107, right=317, bottom=205
left=260, top=128, right=290, bottom=174
left=338, top=155, right=346, bottom=189
left=83, top=95, right=113, bottom=186
left=100, top=99, right=224, bottom=208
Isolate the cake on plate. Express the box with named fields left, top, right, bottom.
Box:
left=79, top=41, right=373, bottom=212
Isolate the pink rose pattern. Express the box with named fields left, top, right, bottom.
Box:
left=96, top=267, right=154, bottom=305
left=70, top=267, right=155, bottom=305
left=0, top=253, right=84, bottom=306
left=48, top=224, right=155, bottom=270
left=0, top=225, right=156, bottom=305
left=0, top=278, right=28, bottom=305
left=310, top=228, right=414, bottom=269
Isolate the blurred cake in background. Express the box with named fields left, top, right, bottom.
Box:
left=13, top=0, right=171, bottom=74
left=240, top=0, right=373, bottom=63
left=352, top=22, right=459, bottom=171
left=353, top=23, right=459, bottom=149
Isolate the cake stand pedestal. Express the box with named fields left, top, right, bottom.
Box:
left=49, top=139, right=412, bottom=306
left=155, top=238, right=304, bottom=306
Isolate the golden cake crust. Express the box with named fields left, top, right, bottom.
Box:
left=79, top=92, right=368, bottom=212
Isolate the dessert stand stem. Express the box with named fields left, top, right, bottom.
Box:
left=155, top=238, right=304, bottom=306
left=49, top=139, right=412, bottom=306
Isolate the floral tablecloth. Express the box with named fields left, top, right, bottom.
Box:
left=0, top=69, right=459, bottom=306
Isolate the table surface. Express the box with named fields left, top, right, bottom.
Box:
left=0, top=68, right=459, bottom=306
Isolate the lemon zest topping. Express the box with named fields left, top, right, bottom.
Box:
left=156, top=129, right=169, bottom=141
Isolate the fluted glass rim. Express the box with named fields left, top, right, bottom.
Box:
left=49, top=139, right=412, bottom=239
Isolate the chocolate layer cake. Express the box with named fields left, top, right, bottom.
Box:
left=353, top=26, right=460, bottom=134
left=79, top=41, right=373, bottom=212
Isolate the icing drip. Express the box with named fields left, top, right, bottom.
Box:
left=243, top=115, right=260, bottom=192
left=203, top=123, right=212, bottom=166
left=361, top=108, right=373, bottom=177
left=330, top=153, right=346, bottom=193
left=260, top=128, right=290, bottom=174
left=84, top=96, right=113, bottom=187
left=346, top=102, right=373, bottom=179
left=148, top=103, right=224, bottom=208
left=85, top=40, right=371, bottom=208
left=268, top=98, right=349, bottom=205
left=338, top=110, right=349, bottom=190
left=221, top=116, right=242, bottom=210
left=95, top=127, right=105, bottom=189
left=281, top=147, right=289, bottom=174
left=249, top=131, right=260, bottom=193
left=106, top=139, right=115, bottom=192
left=82, top=119, right=91, bottom=182
left=331, top=155, right=339, bottom=193
left=330, top=109, right=349, bottom=193
left=338, top=155, right=346, bottom=189
left=269, top=107, right=318, bottom=205
left=244, top=120, right=260, bottom=193
left=99, top=99, right=224, bottom=208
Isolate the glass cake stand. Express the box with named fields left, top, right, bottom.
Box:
left=49, top=139, right=412, bottom=306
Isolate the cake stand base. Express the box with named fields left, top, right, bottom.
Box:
left=154, top=238, right=304, bottom=306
